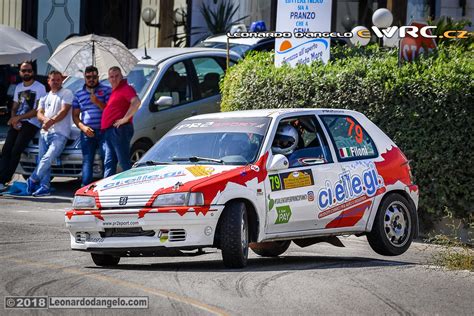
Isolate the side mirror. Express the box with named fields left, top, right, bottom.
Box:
left=154, top=96, right=173, bottom=106
left=267, top=154, right=289, bottom=171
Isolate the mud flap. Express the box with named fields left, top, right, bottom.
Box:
left=293, top=236, right=345, bottom=248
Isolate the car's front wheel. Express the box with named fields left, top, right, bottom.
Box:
left=220, top=201, right=249, bottom=268
left=250, top=241, right=290, bottom=257
left=91, top=253, right=120, bottom=266
left=367, top=193, right=416, bottom=256
left=130, top=141, right=152, bottom=165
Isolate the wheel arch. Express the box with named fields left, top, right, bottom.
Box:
left=130, top=138, right=154, bottom=163
left=213, top=198, right=260, bottom=247
left=131, top=137, right=154, bottom=149
left=369, top=189, right=419, bottom=238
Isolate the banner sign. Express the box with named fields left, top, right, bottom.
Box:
left=275, top=0, right=333, bottom=67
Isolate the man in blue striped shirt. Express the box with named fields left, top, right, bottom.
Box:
left=72, top=66, right=112, bottom=186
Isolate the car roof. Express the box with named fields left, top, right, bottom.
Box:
left=202, top=34, right=273, bottom=46
left=130, top=47, right=240, bottom=66
left=188, top=108, right=360, bottom=120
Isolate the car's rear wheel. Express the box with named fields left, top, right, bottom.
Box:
left=250, top=240, right=290, bottom=257
left=91, top=253, right=120, bottom=266
left=367, top=193, right=416, bottom=256
left=220, top=201, right=249, bottom=268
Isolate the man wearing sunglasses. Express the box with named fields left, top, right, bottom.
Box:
left=0, top=61, right=46, bottom=192
left=72, top=66, right=111, bottom=186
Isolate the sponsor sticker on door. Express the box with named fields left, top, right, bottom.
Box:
left=275, top=205, right=292, bottom=224
left=269, top=169, right=314, bottom=191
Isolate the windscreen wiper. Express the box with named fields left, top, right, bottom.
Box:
left=133, top=160, right=171, bottom=167
left=171, top=156, right=224, bottom=164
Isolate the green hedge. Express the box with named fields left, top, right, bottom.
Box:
left=221, top=45, right=474, bottom=221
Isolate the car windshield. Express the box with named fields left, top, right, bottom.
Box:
left=62, top=65, right=155, bottom=99
left=139, top=117, right=271, bottom=165
left=195, top=41, right=252, bottom=57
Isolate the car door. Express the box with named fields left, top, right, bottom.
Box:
left=318, top=114, right=382, bottom=231
left=147, top=60, right=196, bottom=141
left=265, top=115, right=342, bottom=234
left=147, top=56, right=232, bottom=142
left=188, top=56, right=230, bottom=114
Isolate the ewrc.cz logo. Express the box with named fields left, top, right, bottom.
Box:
left=317, top=162, right=384, bottom=210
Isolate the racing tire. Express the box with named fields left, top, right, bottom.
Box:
left=250, top=241, right=291, bottom=257
left=91, top=253, right=120, bottom=267
left=367, top=193, right=416, bottom=256
left=219, top=201, right=249, bottom=268
left=130, top=141, right=152, bottom=165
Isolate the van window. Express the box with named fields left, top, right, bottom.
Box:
left=191, top=57, right=225, bottom=99
left=151, top=62, right=192, bottom=111
left=320, top=115, right=377, bottom=161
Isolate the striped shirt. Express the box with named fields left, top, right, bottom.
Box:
left=72, top=83, right=111, bottom=129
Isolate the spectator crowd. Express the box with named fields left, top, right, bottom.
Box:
left=0, top=61, right=141, bottom=196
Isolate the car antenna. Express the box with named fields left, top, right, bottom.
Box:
left=142, top=46, right=151, bottom=60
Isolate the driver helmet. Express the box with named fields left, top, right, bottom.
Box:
left=219, top=133, right=250, bottom=157
left=272, top=124, right=299, bottom=155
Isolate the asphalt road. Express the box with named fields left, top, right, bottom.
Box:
left=0, top=177, right=473, bottom=315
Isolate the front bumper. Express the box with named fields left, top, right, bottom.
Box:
left=18, top=148, right=103, bottom=178
left=66, top=206, right=224, bottom=253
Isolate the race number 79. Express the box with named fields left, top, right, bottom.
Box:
left=269, top=175, right=282, bottom=191
left=346, top=117, right=363, bottom=144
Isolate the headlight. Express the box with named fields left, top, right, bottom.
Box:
left=73, top=195, right=97, bottom=209
left=152, top=192, right=204, bottom=207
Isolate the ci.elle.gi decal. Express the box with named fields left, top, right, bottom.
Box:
left=317, top=162, right=384, bottom=211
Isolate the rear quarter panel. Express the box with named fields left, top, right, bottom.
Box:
left=354, top=112, right=418, bottom=232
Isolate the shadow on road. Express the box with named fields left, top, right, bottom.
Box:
left=0, top=195, right=73, bottom=203
left=87, top=255, right=416, bottom=273
left=0, top=178, right=80, bottom=202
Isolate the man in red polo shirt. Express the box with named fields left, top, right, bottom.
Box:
left=101, top=66, right=141, bottom=177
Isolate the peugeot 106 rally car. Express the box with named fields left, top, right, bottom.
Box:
left=66, top=109, right=419, bottom=268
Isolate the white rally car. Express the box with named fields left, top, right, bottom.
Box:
left=66, top=109, right=419, bottom=268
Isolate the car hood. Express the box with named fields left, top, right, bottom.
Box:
left=79, top=164, right=241, bottom=206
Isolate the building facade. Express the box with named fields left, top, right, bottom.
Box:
left=0, top=0, right=472, bottom=74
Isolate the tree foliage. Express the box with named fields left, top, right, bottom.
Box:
left=221, top=45, right=474, bottom=221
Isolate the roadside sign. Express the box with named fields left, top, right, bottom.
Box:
left=275, top=0, right=333, bottom=67
left=399, top=21, right=437, bottom=63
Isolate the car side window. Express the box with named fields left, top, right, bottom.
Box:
left=271, top=115, right=333, bottom=168
left=320, top=115, right=378, bottom=161
left=191, top=57, right=225, bottom=99
left=151, top=62, right=192, bottom=112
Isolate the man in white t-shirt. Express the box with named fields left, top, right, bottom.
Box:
left=0, top=61, right=46, bottom=191
left=26, top=70, right=73, bottom=196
